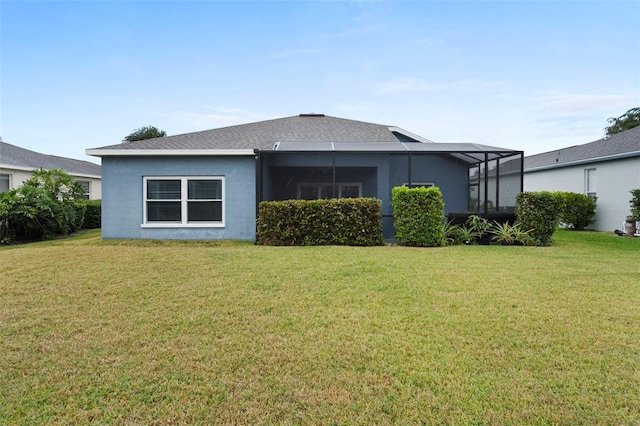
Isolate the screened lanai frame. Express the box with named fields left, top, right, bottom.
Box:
left=255, top=141, right=524, bottom=217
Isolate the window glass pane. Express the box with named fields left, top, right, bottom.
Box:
left=341, top=185, right=360, bottom=198
left=320, top=185, right=336, bottom=199
left=147, top=201, right=181, bottom=221
left=586, top=169, right=596, bottom=193
left=188, top=201, right=222, bottom=221
left=469, top=185, right=479, bottom=211
left=78, top=181, right=90, bottom=199
left=188, top=180, right=221, bottom=200
left=0, top=174, right=9, bottom=192
left=147, top=180, right=181, bottom=200
left=299, top=185, right=317, bottom=200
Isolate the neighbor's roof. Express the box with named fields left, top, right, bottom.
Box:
left=0, top=141, right=101, bottom=177
left=87, top=114, right=519, bottom=159
left=524, top=125, right=640, bottom=172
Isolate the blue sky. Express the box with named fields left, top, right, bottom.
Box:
left=1, top=0, right=639, bottom=164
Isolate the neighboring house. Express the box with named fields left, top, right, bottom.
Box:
left=524, top=125, right=640, bottom=232
left=87, top=114, right=523, bottom=241
left=0, top=141, right=102, bottom=199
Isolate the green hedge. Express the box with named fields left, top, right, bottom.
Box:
left=81, top=200, right=102, bottom=229
left=515, top=191, right=563, bottom=246
left=557, top=192, right=597, bottom=230
left=391, top=186, right=445, bottom=247
left=256, top=198, right=384, bottom=246
left=70, top=201, right=88, bottom=232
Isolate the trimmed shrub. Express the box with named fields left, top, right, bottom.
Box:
left=558, top=192, right=597, bottom=230
left=630, top=189, right=640, bottom=221
left=80, top=200, right=102, bottom=229
left=515, top=191, right=563, bottom=246
left=70, top=201, right=88, bottom=232
left=257, top=198, right=384, bottom=246
left=391, top=186, right=445, bottom=247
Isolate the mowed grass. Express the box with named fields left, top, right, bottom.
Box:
left=1, top=230, right=639, bottom=425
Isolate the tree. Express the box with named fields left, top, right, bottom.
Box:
left=605, top=107, right=640, bottom=136
left=122, top=125, right=167, bottom=143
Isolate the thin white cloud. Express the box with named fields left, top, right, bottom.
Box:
left=376, top=77, right=505, bottom=94
left=335, top=23, right=386, bottom=39
left=154, top=108, right=274, bottom=134
left=411, top=37, right=443, bottom=46
left=267, top=48, right=322, bottom=60
left=376, top=77, right=441, bottom=94
left=533, top=92, right=633, bottom=112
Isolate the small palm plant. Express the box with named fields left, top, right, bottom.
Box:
left=491, top=222, right=516, bottom=245
left=491, top=222, right=532, bottom=246
left=466, top=215, right=491, bottom=244
left=511, top=224, right=534, bottom=246
left=443, top=220, right=461, bottom=245
left=456, top=225, right=478, bottom=245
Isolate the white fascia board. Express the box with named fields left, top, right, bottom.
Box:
left=524, top=150, right=640, bottom=173
left=387, top=126, right=435, bottom=144
left=85, top=148, right=256, bottom=157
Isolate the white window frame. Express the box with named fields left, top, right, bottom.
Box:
left=142, top=176, right=225, bottom=228
left=296, top=182, right=362, bottom=199
left=585, top=168, right=596, bottom=198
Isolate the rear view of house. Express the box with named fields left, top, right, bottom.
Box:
left=87, top=114, right=523, bottom=241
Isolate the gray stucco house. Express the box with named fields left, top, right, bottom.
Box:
left=524, top=124, right=640, bottom=232
left=87, top=114, right=523, bottom=241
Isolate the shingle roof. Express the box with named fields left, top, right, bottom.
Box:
left=524, top=125, right=640, bottom=171
left=89, top=114, right=425, bottom=152
left=0, top=141, right=101, bottom=177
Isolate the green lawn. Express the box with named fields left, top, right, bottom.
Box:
left=1, top=230, right=639, bottom=424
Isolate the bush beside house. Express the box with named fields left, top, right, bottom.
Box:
left=391, top=186, right=445, bottom=247
left=80, top=200, right=102, bottom=229
left=557, top=192, right=597, bottom=230
left=515, top=191, right=563, bottom=246
left=0, top=168, right=100, bottom=244
left=257, top=198, right=384, bottom=246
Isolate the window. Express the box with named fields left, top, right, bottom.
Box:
left=403, top=182, right=435, bottom=189
left=0, top=174, right=10, bottom=193
left=77, top=180, right=90, bottom=199
left=143, top=177, right=224, bottom=227
left=297, top=183, right=362, bottom=200
left=585, top=168, right=596, bottom=198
